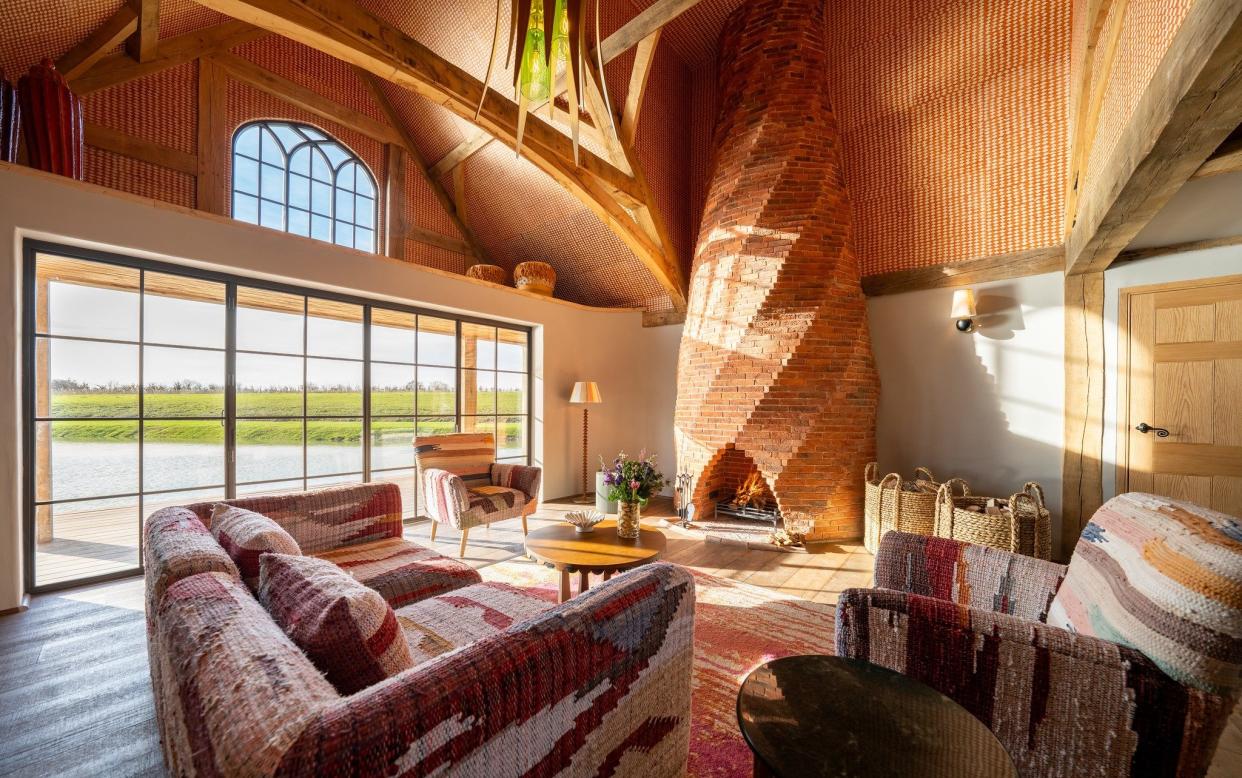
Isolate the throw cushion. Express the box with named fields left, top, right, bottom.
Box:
left=1046, top=492, right=1242, bottom=691
left=258, top=553, right=415, bottom=694
left=210, top=504, right=301, bottom=590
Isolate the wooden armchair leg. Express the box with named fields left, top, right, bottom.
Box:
left=430, top=521, right=438, bottom=542
left=521, top=506, right=530, bottom=536
left=459, top=528, right=469, bottom=558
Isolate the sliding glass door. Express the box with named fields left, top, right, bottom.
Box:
left=24, top=242, right=531, bottom=592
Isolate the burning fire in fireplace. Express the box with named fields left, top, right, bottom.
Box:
left=731, top=472, right=769, bottom=510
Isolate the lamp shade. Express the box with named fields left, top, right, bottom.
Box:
left=570, top=381, right=602, bottom=404
left=950, top=289, right=977, bottom=319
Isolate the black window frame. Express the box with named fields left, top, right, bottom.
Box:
left=231, top=120, right=378, bottom=253
left=22, top=239, right=533, bottom=594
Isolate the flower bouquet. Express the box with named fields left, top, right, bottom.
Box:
left=602, top=450, right=666, bottom=539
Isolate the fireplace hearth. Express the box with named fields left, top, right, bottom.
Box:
left=714, top=500, right=780, bottom=528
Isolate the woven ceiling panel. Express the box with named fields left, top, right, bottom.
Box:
left=159, top=0, right=229, bottom=39
left=85, top=146, right=195, bottom=208
left=0, top=0, right=124, bottom=77
left=408, top=161, right=461, bottom=239
left=405, top=240, right=470, bottom=275
left=233, top=37, right=387, bottom=126
left=376, top=79, right=468, bottom=169
left=1081, top=0, right=1192, bottom=210
left=462, top=142, right=672, bottom=312
left=85, top=62, right=197, bottom=155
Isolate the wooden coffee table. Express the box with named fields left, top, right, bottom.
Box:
left=524, top=519, right=666, bottom=602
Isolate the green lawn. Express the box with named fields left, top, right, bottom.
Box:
left=48, top=391, right=525, bottom=446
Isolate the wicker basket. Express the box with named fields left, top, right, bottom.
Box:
left=934, top=479, right=1052, bottom=559
left=863, top=463, right=941, bottom=554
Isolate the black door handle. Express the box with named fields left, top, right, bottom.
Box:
left=1135, top=423, right=1169, bottom=437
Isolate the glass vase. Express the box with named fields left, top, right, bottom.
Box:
left=617, top=500, right=641, bottom=539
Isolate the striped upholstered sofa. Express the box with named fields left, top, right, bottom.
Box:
left=837, top=492, right=1242, bottom=777
left=144, top=482, right=696, bottom=776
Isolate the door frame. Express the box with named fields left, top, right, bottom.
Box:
left=1114, top=272, right=1242, bottom=494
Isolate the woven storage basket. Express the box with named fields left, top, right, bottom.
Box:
left=933, top=479, right=1052, bottom=560
left=863, top=463, right=940, bottom=554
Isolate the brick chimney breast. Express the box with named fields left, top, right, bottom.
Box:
left=674, top=0, right=879, bottom=542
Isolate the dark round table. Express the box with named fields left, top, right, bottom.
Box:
left=737, top=655, right=1017, bottom=778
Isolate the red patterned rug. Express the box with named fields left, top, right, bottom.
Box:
left=480, top=559, right=837, bottom=777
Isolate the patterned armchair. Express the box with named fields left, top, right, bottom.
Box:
left=836, top=493, right=1242, bottom=778
left=414, top=432, right=541, bottom=556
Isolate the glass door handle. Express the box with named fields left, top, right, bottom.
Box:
left=1135, top=423, right=1169, bottom=438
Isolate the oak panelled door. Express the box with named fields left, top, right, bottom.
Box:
left=1118, top=275, right=1242, bottom=518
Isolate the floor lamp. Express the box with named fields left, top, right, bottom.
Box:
left=570, top=381, right=602, bottom=504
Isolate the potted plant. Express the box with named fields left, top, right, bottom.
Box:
left=602, top=451, right=666, bottom=539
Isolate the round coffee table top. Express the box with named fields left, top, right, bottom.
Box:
left=737, top=655, right=1016, bottom=778
left=524, top=519, right=666, bottom=573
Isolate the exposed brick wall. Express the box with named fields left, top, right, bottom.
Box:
left=674, top=0, right=878, bottom=542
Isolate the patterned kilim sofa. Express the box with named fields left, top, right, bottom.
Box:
left=144, top=482, right=696, bottom=776
left=414, top=432, right=542, bottom=556
left=837, top=492, right=1242, bottom=778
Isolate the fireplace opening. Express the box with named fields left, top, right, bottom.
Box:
left=697, top=446, right=780, bottom=528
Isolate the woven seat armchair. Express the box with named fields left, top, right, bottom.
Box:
left=837, top=492, right=1242, bottom=778
left=414, top=432, right=541, bottom=556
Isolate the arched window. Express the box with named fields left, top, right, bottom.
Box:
left=231, top=121, right=377, bottom=253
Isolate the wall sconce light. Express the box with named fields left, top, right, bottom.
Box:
left=950, top=289, right=977, bottom=333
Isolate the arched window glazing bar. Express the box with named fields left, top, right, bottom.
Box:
left=231, top=121, right=377, bottom=253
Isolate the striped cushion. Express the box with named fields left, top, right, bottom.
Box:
left=1047, top=492, right=1242, bottom=691
left=259, top=553, right=414, bottom=695
left=467, top=485, right=523, bottom=513
left=210, top=504, right=301, bottom=591
left=414, top=433, right=494, bottom=486
left=313, top=537, right=481, bottom=608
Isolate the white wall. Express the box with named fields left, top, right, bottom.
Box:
left=0, top=163, right=681, bottom=610
left=867, top=273, right=1067, bottom=549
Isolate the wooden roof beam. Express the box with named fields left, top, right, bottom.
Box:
left=71, top=19, right=266, bottom=94
left=191, top=0, right=684, bottom=309
left=1066, top=0, right=1242, bottom=275
left=620, top=30, right=661, bottom=147
left=1065, top=0, right=1124, bottom=236
left=55, top=5, right=139, bottom=80
left=1192, top=132, right=1242, bottom=178
left=430, top=131, right=493, bottom=179
left=600, top=0, right=702, bottom=64
left=126, top=0, right=162, bottom=63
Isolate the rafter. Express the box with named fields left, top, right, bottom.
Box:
left=191, top=0, right=685, bottom=309
left=430, top=131, right=493, bottom=179
left=620, top=30, right=661, bottom=147
left=599, top=0, right=702, bottom=64
left=355, top=69, right=491, bottom=266
left=71, top=19, right=266, bottom=94
left=55, top=5, right=138, bottom=80
left=85, top=122, right=198, bottom=175
left=1065, top=0, right=1124, bottom=236
left=1192, top=133, right=1242, bottom=178
left=1066, top=0, right=1242, bottom=274
left=126, top=0, right=162, bottom=63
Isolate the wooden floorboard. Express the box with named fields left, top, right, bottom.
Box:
left=1, top=496, right=1239, bottom=776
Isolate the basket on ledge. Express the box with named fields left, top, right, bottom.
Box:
left=933, top=479, right=1052, bottom=560
left=863, top=463, right=941, bottom=554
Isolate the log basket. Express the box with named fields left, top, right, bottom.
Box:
left=863, top=463, right=943, bottom=554
left=934, top=479, right=1052, bottom=560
